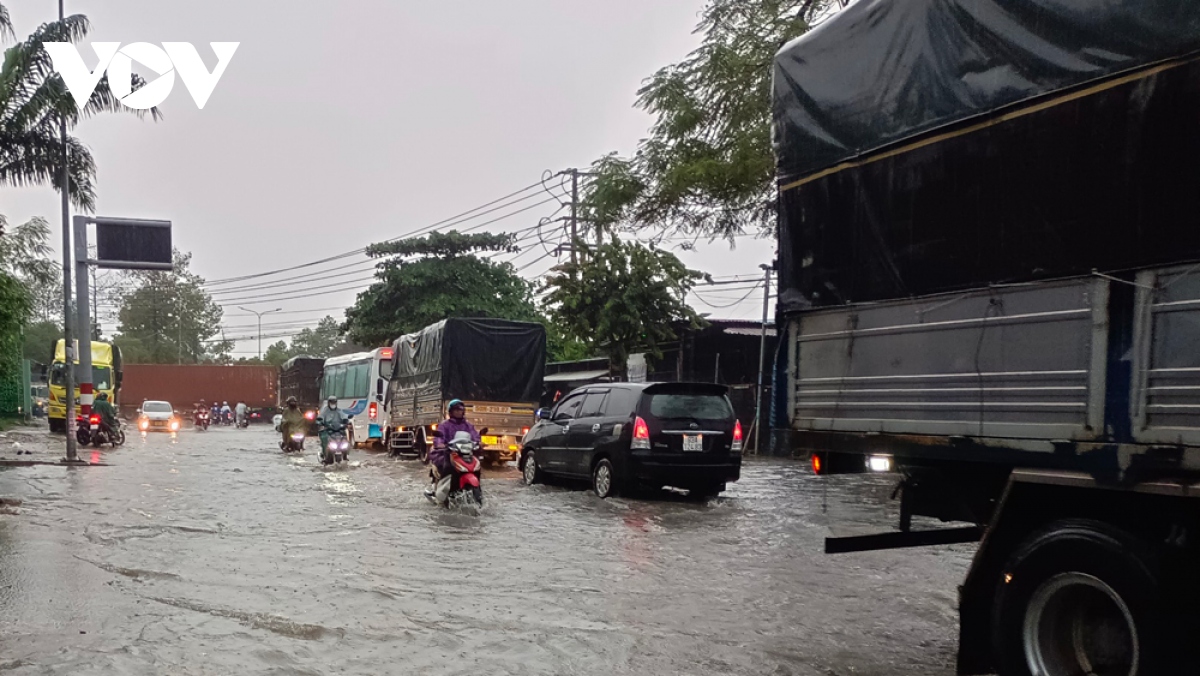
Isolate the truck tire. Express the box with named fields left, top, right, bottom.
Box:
left=992, top=519, right=1164, bottom=676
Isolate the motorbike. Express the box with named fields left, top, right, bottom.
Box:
left=194, top=410, right=211, bottom=431
left=280, top=431, right=305, bottom=453
left=221, top=410, right=234, bottom=426
left=77, top=413, right=125, bottom=448
left=319, top=415, right=352, bottom=465
left=236, top=414, right=250, bottom=429
left=428, top=431, right=484, bottom=508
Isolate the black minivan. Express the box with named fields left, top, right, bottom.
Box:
left=519, top=382, right=743, bottom=498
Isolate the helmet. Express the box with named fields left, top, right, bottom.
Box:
left=96, top=392, right=108, bottom=401
left=223, top=401, right=228, bottom=405
left=327, top=396, right=337, bottom=405
left=448, top=399, right=465, bottom=412
left=286, top=396, right=297, bottom=405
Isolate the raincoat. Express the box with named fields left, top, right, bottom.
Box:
left=93, top=396, right=119, bottom=430
left=430, top=417, right=480, bottom=475
left=280, top=406, right=307, bottom=440
left=317, top=405, right=348, bottom=449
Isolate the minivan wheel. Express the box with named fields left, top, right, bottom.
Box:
left=992, top=519, right=1164, bottom=676
left=522, top=450, right=542, bottom=485
left=592, top=458, right=617, bottom=499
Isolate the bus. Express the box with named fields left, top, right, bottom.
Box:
left=48, top=340, right=122, bottom=434
left=318, top=347, right=393, bottom=448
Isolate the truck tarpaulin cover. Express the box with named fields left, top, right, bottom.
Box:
left=389, top=318, right=546, bottom=403
left=773, top=0, right=1200, bottom=310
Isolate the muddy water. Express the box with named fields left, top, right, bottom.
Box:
left=0, top=426, right=971, bottom=675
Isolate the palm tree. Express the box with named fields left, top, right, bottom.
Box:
left=0, top=2, right=159, bottom=211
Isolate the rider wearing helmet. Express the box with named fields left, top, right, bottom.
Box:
left=317, top=395, right=348, bottom=459
left=425, top=399, right=480, bottom=496
left=93, top=392, right=119, bottom=435
left=280, top=396, right=306, bottom=446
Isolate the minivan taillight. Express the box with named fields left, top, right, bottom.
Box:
left=369, top=402, right=377, bottom=419
left=632, top=416, right=650, bottom=450
left=732, top=420, right=743, bottom=452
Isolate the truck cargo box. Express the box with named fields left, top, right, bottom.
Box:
left=388, top=318, right=546, bottom=406
left=120, top=364, right=278, bottom=417
left=772, top=0, right=1200, bottom=310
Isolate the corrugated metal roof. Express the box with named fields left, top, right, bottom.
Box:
left=543, top=369, right=609, bottom=383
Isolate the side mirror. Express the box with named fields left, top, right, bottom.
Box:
left=536, top=408, right=551, bottom=421
left=479, top=427, right=489, bottom=436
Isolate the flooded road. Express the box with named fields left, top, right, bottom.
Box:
left=0, top=426, right=971, bottom=675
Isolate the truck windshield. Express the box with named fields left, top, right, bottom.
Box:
left=49, top=364, right=113, bottom=390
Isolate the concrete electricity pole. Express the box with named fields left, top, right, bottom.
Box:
left=58, top=0, right=77, bottom=463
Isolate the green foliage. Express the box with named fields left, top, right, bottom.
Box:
left=0, top=270, right=31, bottom=410
left=541, top=237, right=704, bottom=371
left=114, top=250, right=227, bottom=364
left=290, top=316, right=344, bottom=358
left=583, top=0, right=833, bottom=239
left=263, top=340, right=291, bottom=367
left=344, top=230, right=543, bottom=348
left=21, top=319, right=58, bottom=363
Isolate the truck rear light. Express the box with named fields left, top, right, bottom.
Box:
left=811, top=453, right=823, bottom=475
left=632, top=416, right=650, bottom=450
left=304, top=410, right=315, bottom=420
left=732, top=420, right=743, bottom=452
left=521, top=426, right=530, bottom=436
left=369, top=402, right=377, bottom=419
left=867, top=455, right=893, bottom=473
left=380, top=347, right=394, bottom=359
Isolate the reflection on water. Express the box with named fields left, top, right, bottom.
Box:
left=0, top=427, right=970, bottom=676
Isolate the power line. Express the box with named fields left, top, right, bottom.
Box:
left=201, top=177, right=561, bottom=288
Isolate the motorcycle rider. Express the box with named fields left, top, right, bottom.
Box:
left=234, top=400, right=249, bottom=427
left=93, top=392, right=120, bottom=437
left=317, top=396, right=348, bottom=462
left=425, top=399, right=480, bottom=498
left=220, top=401, right=233, bottom=424
left=280, top=396, right=306, bottom=447
left=193, top=400, right=208, bottom=426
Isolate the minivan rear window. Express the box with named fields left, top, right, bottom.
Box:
left=648, top=394, right=733, bottom=420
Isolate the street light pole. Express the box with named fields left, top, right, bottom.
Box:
left=239, top=307, right=282, bottom=360
left=58, top=0, right=77, bottom=462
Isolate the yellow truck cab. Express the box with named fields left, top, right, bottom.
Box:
left=47, top=340, right=122, bottom=433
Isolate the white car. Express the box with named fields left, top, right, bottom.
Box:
left=138, top=400, right=181, bottom=433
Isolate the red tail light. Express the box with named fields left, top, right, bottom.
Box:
left=811, top=453, right=823, bottom=475
left=89, top=415, right=100, bottom=424
left=521, top=426, right=530, bottom=436
left=731, top=420, right=743, bottom=452
left=304, top=410, right=315, bottom=420
left=369, top=402, right=378, bottom=419
left=632, top=416, right=650, bottom=450
left=380, top=347, right=393, bottom=359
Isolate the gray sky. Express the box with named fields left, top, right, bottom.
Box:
left=4, top=1, right=775, bottom=356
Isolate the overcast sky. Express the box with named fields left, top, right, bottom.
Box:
left=4, top=1, right=776, bottom=356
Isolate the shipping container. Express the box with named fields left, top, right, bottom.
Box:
left=120, top=364, right=278, bottom=418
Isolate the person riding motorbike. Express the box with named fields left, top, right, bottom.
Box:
left=220, top=401, right=233, bottom=424
left=92, top=392, right=120, bottom=437
left=234, top=400, right=249, bottom=427
left=280, top=396, right=307, bottom=447
left=317, top=396, right=349, bottom=461
left=425, top=399, right=480, bottom=498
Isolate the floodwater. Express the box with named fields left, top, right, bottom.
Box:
left=0, top=426, right=972, bottom=675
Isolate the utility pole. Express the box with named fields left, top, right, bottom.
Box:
left=58, top=0, right=77, bottom=463
left=239, top=306, right=282, bottom=360
left=569, top=168, right=579, bottom=266
left=752, top=263, right=773, bottom=455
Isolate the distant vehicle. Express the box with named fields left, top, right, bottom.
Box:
left=387, top=318, right=544, bottom=465
left=319, top=347, right=393, bottom=449
left=48, top=340, right=122, bottom=433
left=280, top=356, right=325, bottom=431
left=519, top=382, right=743, bottom=499
left=137, top=400, right=181, bottom=433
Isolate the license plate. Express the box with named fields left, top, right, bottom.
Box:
left=481, top=435, right=498, bottom=446
left=683, top=434, right=703, bottom=452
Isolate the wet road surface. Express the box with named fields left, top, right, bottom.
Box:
left=0, top=425, right=972, bottom=675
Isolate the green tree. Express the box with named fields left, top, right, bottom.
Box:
left=0, top=4, right=159, bottom=209
left=343, top=231, right=543, bottom=347
left=290, top=316, right=343, bottom=358
left=582, top=0, right=836, bottom=239
left=113, top=250, right=227, bottom=364
left=541, top=237, right=703, bottom=372
left=21, top=319, right=58, bottom=363
left=263, top=340, right=291, bottom=367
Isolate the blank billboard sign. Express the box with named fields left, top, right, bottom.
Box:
left=95, top=220, right=172, bottom=270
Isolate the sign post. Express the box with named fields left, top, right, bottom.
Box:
left=72, top=216, right=172, bottom=444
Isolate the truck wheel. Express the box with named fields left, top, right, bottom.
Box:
left=521, top=449, right=542, bottom=485
left=416, top=429, right=428, bottom=464
left=592, top=458, right=617, bottom=499
left=992, top=519, right=1164, bottom=676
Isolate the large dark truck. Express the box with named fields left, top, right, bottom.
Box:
left=279, top=356, right=325, bottom=431
left=772, top=2, right=1200, bottom=674
left=387, top=318, right=545, bottom=465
